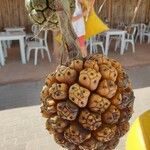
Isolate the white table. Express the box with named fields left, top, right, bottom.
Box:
left=103, top=29, right=127, bottom=56
left=5, top=27, right=25, bottom=32
left=0, top=32, right=26, bottom=66
left=4, top=27, right=25, bottom=49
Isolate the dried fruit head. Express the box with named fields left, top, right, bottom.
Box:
left=25, top=0, right=75, bottom=30
left=40, top=54, right=135, bottom=150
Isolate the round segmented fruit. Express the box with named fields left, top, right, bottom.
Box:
left=40, top=54, right=135, bottom=150
left=25, top=0, right=75, bottom=30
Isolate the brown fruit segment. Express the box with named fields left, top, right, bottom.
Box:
left=105, top=138, right=119, bottom=150
left=57, top=101, right=79, bottom=121
left=89, top=54, right=111, bottom=66
left=64, top=123, right=91, bottom=145
left=56, top=66, right=77, bottom=85
left=84, top=60, right=99, bottom=72
left=111, top=89, right=134, bottom=110
left=45, top=72, right=57, bottom=87
left=93, top=125, right=117, bottom=142
left=88, top=94, right=111, bottom=114
left=42, top=98, right=57, bottom=115
left=119, top=106, right=134, bottom=123
left=40, top=85, right=49, bottom=101
left=69, top=84, right=90, bottom=108
left=121, top=88, right=135, bottom=107
left=116, top=122, right=130, bottom=138
left=117, top=69, right=132, bottom=89
left=47, top=116, right=69, bottom=133
left=99, top=64, right=118, bottom=81
left=54, top=132, right=76, bottom=149
left=110, top=59, right=122, bottom=70
left=79, top=68, right=101, bottom=91
left=49, top=83, right=68, bottom=100
left=46, top=119, right=54, bottom=134
left=79, top=138, right=98, bottom=150
left=79, top=109, right=102, bottom=131
left=97, top=80, right=117, bottom=99
left=41, top=104, right=56, bottom=118
left=69, top=59, right=84, bottom=72
left=102, top=105, right=120, bottom=124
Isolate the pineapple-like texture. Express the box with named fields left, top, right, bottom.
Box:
left=40, top=54, right=135, bottom=150
left=25, top=0, right=75, bottom=30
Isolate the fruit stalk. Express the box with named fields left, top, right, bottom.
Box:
left=55, top=0, right=81, bottom=59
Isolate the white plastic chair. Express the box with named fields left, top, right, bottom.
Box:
left=26, top=24, right=39, bottom=41
left=115, top=27, right=136, bottom=54
left=142, top=24, right=150, bottom=43
left=26, top=30, right=51, bottom=65
left=87, top=36, right=105, bottom=55
left=135, top=23, right=147, bottom=43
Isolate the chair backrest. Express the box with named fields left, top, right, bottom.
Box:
left=42, top=30, right=48, bottom=47
left=126, top=26, right=137, bottom=36
left=31, top=24, right=39, bottom=34
left=126, top=26, right=137, bottom=40
left=145, top=24, right=150, bottom=32
left=140, top=23, right=147, bottom=32
left=132, top=27, right=137, bottom=37
left=34, top=30, right=48, bottom=48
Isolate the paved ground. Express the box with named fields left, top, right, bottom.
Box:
left=0, top=65, right=150, bottom=150
left=0, top=42, right=150, bottom=85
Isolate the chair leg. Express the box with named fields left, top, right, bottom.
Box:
left=148, top=35, right=150, bottom=44
left=45, top=48, right=51, bottom=62
left=125, top=42, right=129, bottom=50
left=89, top=38, right=93, bottom=54
left=40, top=49, right=44, bottom=59
left=27, top=48, right=32, bottom=62
left=132, top=41, right=135, bottom=53
left=115, top=40, right=120, bottom=51
left=34, top=49, right=38, bottom=65
left=121, top=42, right=127, bottom=54
left=100, top=44, right=105, bottom=55
left=6, top=41, right=11, bottom=48
left=90, top=47, right=93, bottom=54
left=90, top=44, right=93, bottom=54
left=94, top=43, right=105, bottom=55
left=2, top=42, right=8, bottom=57
left=135, top=34, right=139, bottom=42
left=93, top=45, right=97, bottom=53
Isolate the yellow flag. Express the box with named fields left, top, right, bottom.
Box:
left=85, top=10, right=109, bottom=39
left=82, top=0, right=109, bottom=39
